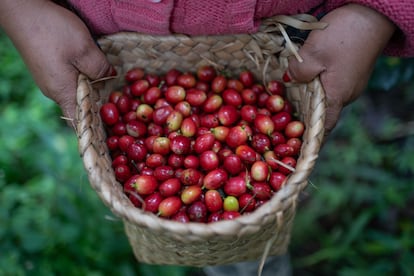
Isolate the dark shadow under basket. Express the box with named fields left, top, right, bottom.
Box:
left=76, top=16, right=326, bottom=267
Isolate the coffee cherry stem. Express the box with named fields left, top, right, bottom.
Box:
left=244, top=168, right=254, bottom=190
left=239, top=193, right=256, bottom=214
left=130, top=160, right=140, bottom=172
left=269, top=157, right=296, bottom=172
left=125, top=190, right=145, bottom=206
left=158, top=80, right=165, bottom=89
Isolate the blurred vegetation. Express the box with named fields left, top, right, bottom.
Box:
left=291, top=57, right=414, bottom=276
left=1, top=30, right=413, bottom=276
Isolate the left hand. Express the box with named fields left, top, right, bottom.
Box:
left=287, top=4, right=396, bottom=139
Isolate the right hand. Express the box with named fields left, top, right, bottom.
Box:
left=0, top=0, right=114, bottom=124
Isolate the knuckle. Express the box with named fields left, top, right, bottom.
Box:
left=71, top=40, right=95, bottom=65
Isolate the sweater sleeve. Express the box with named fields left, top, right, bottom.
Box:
left=67, top=0, right=260, bottom=36
left=325, top=1, right=414, bottom=57
left=171, top=0, right=259, bottom=35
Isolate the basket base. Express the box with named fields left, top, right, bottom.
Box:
left=123, top=217, right=294, bottom=267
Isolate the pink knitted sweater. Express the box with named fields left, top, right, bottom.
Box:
left=66, top=0, right=413, bottom=56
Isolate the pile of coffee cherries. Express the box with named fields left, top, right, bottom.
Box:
left=100, top=65, right=304, bottom=223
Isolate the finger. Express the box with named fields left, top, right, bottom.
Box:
left=286, top=37, right=326, bottom=83
left=40, top=77, right=78, bottom=128
left=59, top=91, right=77, bottom=128
left=318, top=70, right=346, bottom=142
left=323, top=101, right=342, bottom=141
left=48, top=68, right=79, bottom=126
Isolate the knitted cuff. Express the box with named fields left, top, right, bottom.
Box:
left=326, top=0, right=414, bottom=56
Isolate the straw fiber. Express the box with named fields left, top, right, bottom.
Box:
left=76, top=15, right=326, bottom=267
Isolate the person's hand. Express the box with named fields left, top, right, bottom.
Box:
left=287, top=4, right=396, bottom=139
left=0, top=0, right=114, bottom=125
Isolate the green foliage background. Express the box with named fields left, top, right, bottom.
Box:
left=1, top=31, right=413, bottom=276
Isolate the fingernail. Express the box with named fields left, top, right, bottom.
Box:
left=282, top=70, right=292, bottom=82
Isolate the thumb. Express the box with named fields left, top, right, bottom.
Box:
left=285, top=42, right=326, bottom=83
left=71, top=40, right=116, bottom=81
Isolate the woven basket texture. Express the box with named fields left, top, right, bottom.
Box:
left=76, top=16, right=326, bottom=267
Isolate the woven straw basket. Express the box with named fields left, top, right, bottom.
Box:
left=75, top=15, right=326, bottom=268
